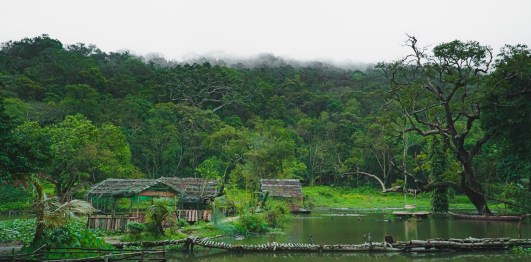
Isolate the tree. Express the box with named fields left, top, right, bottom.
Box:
left=0, top=93, right=49, bottom=183
left=167, top=63, right=257, bottom=112
left=27, top=176, right=94, bottom=243
left=128, top=103, right=222, bottom=178
left=482, top=44, right=531, bottom=211
left=377, top=36, right=508, bottom=214
left=44, top=114, right=139, bottom=199
left=428, top=136, right=449, bottom=214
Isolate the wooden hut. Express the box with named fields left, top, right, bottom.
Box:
left=85, top=178, right=183, bottom=231
left=161, top=177, right=219, bottom=221
left=85, top=177, right=221, bottom=230
left=260, top=179, right=306, bottom=213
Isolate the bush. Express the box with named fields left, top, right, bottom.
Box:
left=143, top=221, right=161, bottom=236
left=0, top=219, right=36, bottom=244
left=234, top=213, right=267, bottom=234
left=126, top=222, right=145, bottom=235
left=176, top=218, right=188, bottom=228
left=263, top=200, right=292, bottom=228
left=1, top=218, right=115, bottom=248
left=0, top=186, right=32, bottom=212
left=40, top=221, right=109, bottom=249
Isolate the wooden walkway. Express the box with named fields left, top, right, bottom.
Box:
left=112, top=236, right=531, bottom=253
left=195, top=237, right=531, bottom=252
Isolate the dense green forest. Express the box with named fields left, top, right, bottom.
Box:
left=1, top=34, right=530, bottom=214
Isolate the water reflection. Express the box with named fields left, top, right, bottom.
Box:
left=220, top=213, right=528, bottom=246
left=168, top=250, right=525, bottom=262
left=170, top=212, right=529, bottom=262
left=0, top=213, right=29, bottom=221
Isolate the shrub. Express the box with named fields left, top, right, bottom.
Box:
left=126, top=222, right=145, bottom=235
left=143, top=221, right=161, bottom=236
left=263, top=200, right=292, bottom=228
left=40, top=221, right=109, bottom=249
left=146, top=197, right=174, bottom=236
left=176, top=218, right=188, bottom=228
left=0, top=186, right=32, bottom=212
left=234, top=213, right=267, bottom=234
left=0, top=219, right=36, bottom=244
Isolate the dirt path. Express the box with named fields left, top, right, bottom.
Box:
left=221, top=216, right=239, bottom=223
left=102, top=236, right=122, bottom=244
left=0, top=241, right=23, bottom=256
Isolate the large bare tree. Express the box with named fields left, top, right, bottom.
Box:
left=377, top=36, right=499, bottom=214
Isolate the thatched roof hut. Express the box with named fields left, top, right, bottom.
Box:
left=161, top=177, right=218, bottom=203
left=86, top=178, right=183, bottom=198
left=260, top=179, right=303, bottom=200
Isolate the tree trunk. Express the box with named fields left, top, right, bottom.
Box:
left=461, top=161, right=491, bottom=214
left=33, top=216, right=45, bottom=244
left=463, top=187, right=491, bottom=214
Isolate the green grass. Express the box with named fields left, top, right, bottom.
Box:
left=119, top=220, right=225, bottom=243
left=181, top=221, right=225, bottom=238
left=303, top=186, right=474, bottom=210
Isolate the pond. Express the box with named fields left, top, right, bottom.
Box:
left=167, top=210, right=530, bottom=262
left=0, top=213, right=30, bottom=222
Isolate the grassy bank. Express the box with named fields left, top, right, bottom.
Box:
left=303, top=186, right=474, bottom=210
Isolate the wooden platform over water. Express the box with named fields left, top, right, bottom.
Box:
left=392, top=211, right=431, bottom=217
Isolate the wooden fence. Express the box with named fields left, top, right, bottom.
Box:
left=0, top=245, right=166, bottom=262
left=87, top=209, right=212, bottom=231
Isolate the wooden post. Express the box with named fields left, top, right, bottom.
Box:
left=129, top=197, right=133, bottom=216
left=112, top=196, right=116, bottom=218
left=518, top=220, right=522, bottom=239
left=163, top=245, right=167, bottom=260
left=140, top=249, right=144, bottom=262
left=111, top=196, right=116, bottom=231
left=136, top=194, right=140, bottom=219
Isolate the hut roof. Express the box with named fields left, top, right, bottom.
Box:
left=161, top=177, right=218, bottom=199
left=260, top=179, right=302, bottom=198
left=86, top=178, right=183, bottom=197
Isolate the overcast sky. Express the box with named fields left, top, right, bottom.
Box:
left=1, top=0, right=530, bottom=64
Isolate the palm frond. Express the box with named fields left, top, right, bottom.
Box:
left=147, top=197, right=175, bottom=223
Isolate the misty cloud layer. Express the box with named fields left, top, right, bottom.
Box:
left=137, top=51, right=373, bottom=71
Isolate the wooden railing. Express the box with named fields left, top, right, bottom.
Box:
left=87, top=209, right=212, bottom=231
left=1, top=245, right=166, bottom=262
left=87, top=215, right=138, bottom=231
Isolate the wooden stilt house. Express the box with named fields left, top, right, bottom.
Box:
left=85, top=179, right=183, bottom=231
left=85, top=177, right=221, bottom=230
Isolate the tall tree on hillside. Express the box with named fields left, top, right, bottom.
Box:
left=43, top=114, right=140, bottom=199
left=167, top=63, right=258, bottom=112
left=377, top=36, right=518, bottom=214
left=482, top=44, right=531, bottom=211
left=0, top=92, right=49, bottom=183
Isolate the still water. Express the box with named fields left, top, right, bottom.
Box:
left=0, top=214, right=29, bottom=221
left=168, top=211, right=530, bottom=262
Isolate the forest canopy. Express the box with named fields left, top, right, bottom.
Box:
left=1, top=34, right=530, bottom=214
